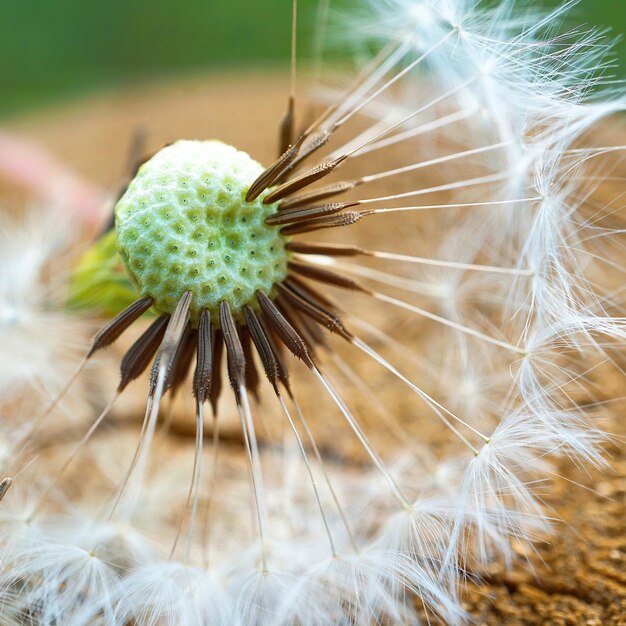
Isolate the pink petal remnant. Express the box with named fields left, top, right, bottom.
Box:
left=0, top=131, right=108, bottom=227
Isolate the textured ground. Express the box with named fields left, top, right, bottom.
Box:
left=462, top=442, right=626, bottom=625
left=3, top=73, right=625, bottom=625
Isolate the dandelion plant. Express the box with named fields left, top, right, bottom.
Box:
left=0, top=1, right=624, bottom=624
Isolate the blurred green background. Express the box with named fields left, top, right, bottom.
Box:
left=1, top=0, right=624, bottom=120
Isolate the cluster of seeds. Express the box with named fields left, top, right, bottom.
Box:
left=115, top=140, right=288, bottom=324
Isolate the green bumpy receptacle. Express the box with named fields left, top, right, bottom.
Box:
left=115, top=140, right=288, bottom=325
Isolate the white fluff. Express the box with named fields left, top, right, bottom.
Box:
left=1, top=1, right=623, bottom=624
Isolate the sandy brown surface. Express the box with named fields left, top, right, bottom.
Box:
left=3, top=72, right=625, bottom=625
left=462, top=442, right=626, bottom=625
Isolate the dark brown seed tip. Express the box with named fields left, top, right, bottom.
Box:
left=280, top=211, right=363, bottom=236
left=165, top=324, right=197, bottom=396
left=278, top=95, right=296, bottom=156
left=209, top=331, right=224, bottom=416
left=219, top=300, right=246, bottom=393
left=89, top=296, right=154, bottom=357
left=0, top=477, right=12, bottom=502
left=263, top=160, right=339, bottom=205
left=286, top=241, right=363, bottom=257
left=242, top=329, right=262, bottom=399
left=274, top=129, right=333, bottom=185
left=277, top=283, right=353, bottom=341
left=289, top=260, right=366, bottom=292
left=149, top=291, right=192, bottom=394
left=245, top=136, right=305, bottom=203
left=193, top=310, right=213, bottom=403
left=265, top=201, right=356, bottom=226
left=256, top=290, right=313, bottom=367
left=118, top=314, right=169, bottom=392
left=244, top=305, right=280, bottom=389
left=278, top=180, right=358, bottom=210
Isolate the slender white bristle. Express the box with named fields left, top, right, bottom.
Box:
left=1, top=1, right=624, bottom=624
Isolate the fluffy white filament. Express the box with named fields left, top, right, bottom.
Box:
left=0, top=1, right=624, bottom=625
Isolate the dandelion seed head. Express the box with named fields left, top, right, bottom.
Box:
left=115, top=140, right=288, bottom=325
left=1, top=0, right=624, bottom=623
